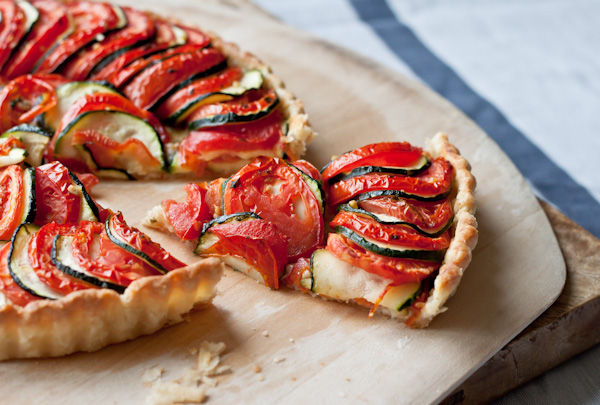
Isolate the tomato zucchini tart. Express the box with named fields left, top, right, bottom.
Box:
left=146, top=133, right=478, bottom=328
left=0, top=0, right=315, bottom=179
left=0, top=161, right=224, bottom=360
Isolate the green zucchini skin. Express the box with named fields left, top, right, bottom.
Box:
left=7, top=223, right=64, bottom=300
left=187, top=93, right=278, bottom=131
left=334, top=225, right=447, bottom=262
left=326, top=158, right=431, bottom=185
left=51, top=235, right=126, bottom=293
left=356, top=189, right=451, bottom=203
left=104, top=213, right=169, bottom=274
left=337, top=204, right=453, bottom=238
left=287, top=162, right=325, bottom=215
left=68, top=170, right=100, bottom=222
left=2, top=124, right=52, bottom=137
left=1, top=124, right=52, bottom=167
left=22, top=167, right=37, bottom=224
left=200, top=212, right=261, bottom=236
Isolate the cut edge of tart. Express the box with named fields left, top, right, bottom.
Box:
left=0, top=256, right=225, bottom=361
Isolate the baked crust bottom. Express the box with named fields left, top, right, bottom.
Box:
left=0, top=258, right=225, bottom=361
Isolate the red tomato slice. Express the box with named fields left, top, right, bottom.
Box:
left=71, top=221, right=163, bottom=285
left=60, top=7, right=155, bottom=80
left=162, top=183, right=212, bottom=240
left=34, top=1, right=121, bottom=74
left=34, top=162, right=81, bottom=225
left=328, top=157, right=453, bottom=207
left=90, top=19, right=182, bottom=82
left=321, top=142, right=424, bottom=182
left=110, top=44, right=206, bottom=89
left=0, top=165, right=24, bottom=240
left=176, top=109, right=284, bottom=175
left=48, top=92, right=169, bottom=160
left=0, top=136, right=26, bottom=155
left=357, top=196, right=454, bottom=234
left=223, top=156, right=324, bottom=260
left=0, top=75, right=57, bottom=132
left=290, top=159, right=321, bottom=181
left=205, top=178, right=225, bottom=217
left=28, top=222, right=94, bottom=294
left=71, top=129, right=163, bottom=173
left=204, top=219, right=288, bottom=289
left=122, top=47, right=226, bottom=110
left=330, top=211, right=451, bottom=251
left=180, top=25, right=210, bottom=47
left=326, top=233, right=440, bottom=285
left=154, top=66, right=244, bottom=121
left=108, top=212, right=186, bottom=271
left=0, top=243, right=40, bottom=306
left=187, top=89, right=277, bottom=128
left=72, top=172, right=99, bottom=191
left=0, top=0, right=27, bottom=70
left=2, top=0, right=71, bottom=79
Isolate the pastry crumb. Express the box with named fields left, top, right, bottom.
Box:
left=256, top=373, right=265, bottom=382
left=262, top=330, right=269, bottom=337
left=253, top=365, right=262, bottom=373
left=289, top=338, right=295, bottom=343
left=145, top=341, right=230, bottom=404
left=345, top=377, right=351, bottom=382
left=273, top=355, right=285, bottom=363
left=142, top=367, right=164, bottom=384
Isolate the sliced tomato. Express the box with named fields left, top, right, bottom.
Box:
left=2, top=0, right=71, bottom=79
left=60, top=7, right=155, bottom=80
left=71, top=129, right=163, bottom=173
left=110, top=44, right=206, bottom=89
left=0, top=243, right=40, bottom=306
left=281, top=257, right=311, bottom=293
left=358, top=196, right=454, bottom=234
left=34, top=1, right=121, bottom=74
left=180, top=25, right=210, bottom=47
left=154, top=66, right=244, bottom=121
left=108, top=212, right=186, bottom=271
left=321, top=142, right=424, bottom=182
left=0, top=165, right=24, bottom=240
left=0, top=75, right=57, bottom=132
left=73, top=172, right=99, bottom=191
left=330, top=210, right=451, bottom=251
left=0, top=136, right=26, bottom=155
left=223, top=156, right=324, bottom=260
left=326, top=233, right=440, bottom=285
left=203, top=219, right=288, bottom=289
left=205, top=177, right=225, bottom=217
left=291, top=159, right=321, bottom=181
left=328, top=157, right=453, bottom=207
left=162, top=183, right=212, bottom=240
left=176, top=109, right=284, bottom=175
left=0, top=0, right=27, bottom=70
left=48, top=92, right=169, bottom=159
left=90, top=19, right=183, bottom=82
left=71, top=221, right=163, bottom=285
left=34, top=161, right=81, bottom=225
left=187, top=89, right=278, bottom=129
left=28, top=222, right=94, bottom=294
left=122, top=47, right=226, bottom=110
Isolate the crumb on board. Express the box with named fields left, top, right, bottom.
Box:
left=256, top=374, right=265, bottom=382
left=289, top=338, right=295, bottom=343
left=273, top=355, right=285, bottom=364
left=253, top=365, right=262, bottom=373
left=146, top=341, right=231, bottom=405
left=262, top=330, right=269, bottom=337
left=345, top=377, right=351, bottom=382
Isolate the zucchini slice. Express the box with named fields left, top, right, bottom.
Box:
left=7, top=223, right=65, bottom=300
left=356, top=189, right=451, bottom=203
left=67, top=171, right=99, bottom=222
left=17, top=1, right=39, bottom=38
left=309, top=249, right=421, bottom=312
left=21, top=167, right=36, bottom=224
left=166, top=69, right=263, bottom=125
left=327, top=156, right=430, bottom=185
left=187, top=89, right=278, bottom=130
left=111, top=4, right=128, bottom=30
left=0, top=143, right=27, bottom=167
left=43, top=81, right=119, bottom=131
left=1, top=124, right=52, bottom=167
left=105, top=213, right=169, bottom=274
left=195, top=212, right=267, bottom=285
left=288, top=162, right=325, bottom=215
left=337, top=204, right=453, bottom=237
left=55, top=110, right=166, bottom=175
left=334, top=226, right=447, bottom=261
left=51, top=235, right=126, bottom=293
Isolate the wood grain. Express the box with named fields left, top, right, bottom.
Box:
left=443, top=202, right=600, bottom=404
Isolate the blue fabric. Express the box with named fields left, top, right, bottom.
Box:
left=349, top=0, right=600, bottom=238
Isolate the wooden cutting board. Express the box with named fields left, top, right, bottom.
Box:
left=0, top=1, right=572, bottom=404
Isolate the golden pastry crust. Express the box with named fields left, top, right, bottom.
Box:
left=410, top=132, right=478, bottom=327
left=0, top=257, right=225, bottom=361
